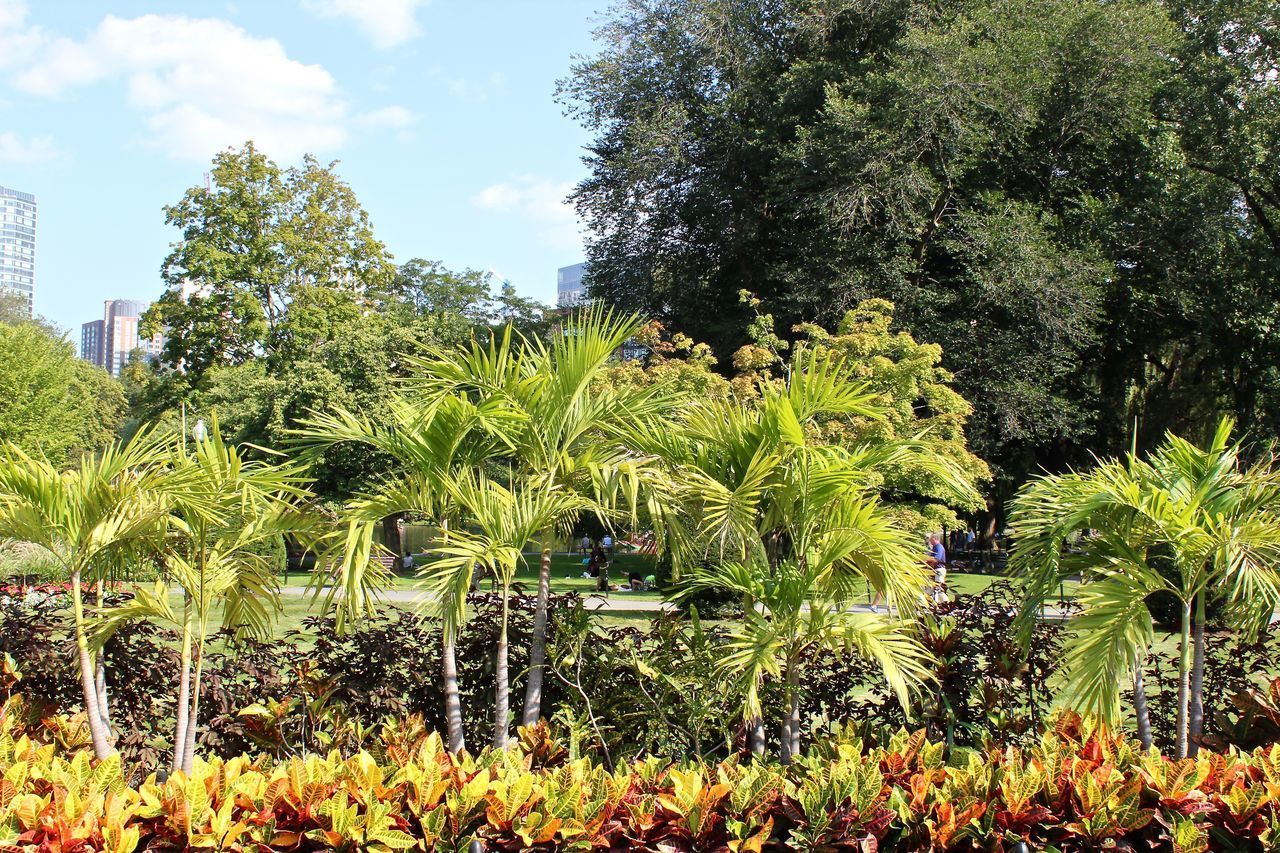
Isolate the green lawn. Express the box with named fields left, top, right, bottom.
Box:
left=155, top=562, right=1078, bottom=642
left=387, top=551, right=669, bottom=604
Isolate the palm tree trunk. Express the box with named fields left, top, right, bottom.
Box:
left=494, top=589, right=511, bottom=748
left=70, top=570, right=114, bottom=759
left=1176, top=598, right=1193, bottom=759
left=443, top=636, right=466, bottom=754
left=172, top=596, right=193, bottom=771
left=181, top=639, right=205, bottom=773
left=749, top=717, right=765, bottom=756
left=789, top=677, right=801, bottom=758
left=1189, top=593, right=1207, bottom=756
left=780, top=659, right=801, bottom=764
left=93, top=580, right=112, bottom=740
left=521, top=544, right=553, bottom=726
left=1133, top=651, right=1152, bottom=750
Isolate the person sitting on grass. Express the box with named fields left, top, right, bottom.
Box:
left=587, top=546, right=607, bottom=578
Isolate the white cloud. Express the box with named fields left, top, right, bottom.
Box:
left=301, top=0, right=428, bottom=50
left=358, top=105, right=415, bottom=129
left=7, top=13, right=409, bottom=162
left=473, top=176, right=583, bottom=251
left=0, top=131, right=58, bottom=164
left=0, top=0, right=44, bottom=68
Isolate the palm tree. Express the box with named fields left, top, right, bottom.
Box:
left=418, top=474, right=589, bottom=747
left=402, top=308, right=671, bottom=726
left=678, top=498, right=934, bottom=761
left=1009, top=418, right=1280, bottom=757
left=294, top=394, right=522, bottom=753
left=96, top=417, right=313, bottom=772
left=0, top=430, right=177, bottom=758
left=641, top=349, right=973, bottom=756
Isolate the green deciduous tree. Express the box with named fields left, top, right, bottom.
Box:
left=145, top=142, right=395, bottom=380
left=563, top=0, right=1280, bottom=496
left=0, top=322, right=125, bottom=465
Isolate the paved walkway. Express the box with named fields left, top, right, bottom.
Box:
left=277, top=585, right=1077, bottom=618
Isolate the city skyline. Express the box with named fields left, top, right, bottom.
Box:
left=0, top=0, right=600, bottom=335
left=79, top=298, right=163, bottom=376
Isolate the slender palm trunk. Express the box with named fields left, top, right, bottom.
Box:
left=1189, top=593, right=1207, bottom=756
left=1133, top=652, right=1153, bottom=750
left=494, top=589, right=511, bottom=748
left=443, top=636, right=466, bottom=754
left=181, top=638, right=206, bottom=772
left=788, top=669, right=801, bottom=758
left=439, top=518, right=465, bottom=754
left=93, top=580, right=112, bottom=740
left=780, top=659, right=801, bottom=764
left=1176, top=598, right=1193, bottom=759
left=70, top=570, right=114, bottom=758
left=172, top=596, right=193, bottom=771
left=521, top=544, right=552, bottom=726
left=749, top=717, right=765, bottom=756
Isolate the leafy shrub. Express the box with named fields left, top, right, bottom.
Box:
left=1145, top=625, right=1280, bottom=753
left=0, top=589, right=578, bottom=771
left=5, top=701, right=1280, bottom=851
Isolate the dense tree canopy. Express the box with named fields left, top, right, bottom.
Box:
left=563, top=0, right=1280, bottom=498
left=143, top=142, right=396, bottom=381
left=0, top=317, right=125, bottom=466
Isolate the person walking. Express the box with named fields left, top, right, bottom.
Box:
left=925, top=534, right=947, bottom=603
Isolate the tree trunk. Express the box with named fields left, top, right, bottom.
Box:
left=749, top=716, right=765, bottom=756
left=780, top=709, right=793, bottom=765
left=93, top=580, right=112, bottom=741
left=1175, top=599, right=1192, bottom=759
left=494, top=590, right=511, bottom=748
left=382, top=514, right=404, bottom=562
left=181, top=640, right=205, bottom=773
left=70, top=570, right=115, bottom=759
left=1189, top=593, right=1207, bottom=756
left=171, top=596, right=193, bottom=771
left=789, top=669, right=801, bottom=758
left=780, top=660, right=801, bottom=764
left=521, top=545, right=553, bottom=726
left=1133, top=652, right=1153, bottom=750
left=443, top=636, right=466, bottom=754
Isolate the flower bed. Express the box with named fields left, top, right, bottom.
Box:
left=2, top=703, right=1278, bottom=851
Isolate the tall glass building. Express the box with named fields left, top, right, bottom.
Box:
left=0, top=186, right=36, bottom=316
left=556, top=262, right=586, bottom=308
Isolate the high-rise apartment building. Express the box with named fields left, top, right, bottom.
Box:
left=80, top=299, right=163, bottom=376
left=0, top=186, right=36, bottom=316
left=80, top=320, right=104, bottom=366
left=556, top=262, right=586, bottom=308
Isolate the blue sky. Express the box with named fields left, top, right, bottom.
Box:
left=0, top=0, right=601, bottom=334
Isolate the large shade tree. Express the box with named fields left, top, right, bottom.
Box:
left=1009, top=418, right=1280, bottom=757
left=563, top=0, right=1280, bottom=498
